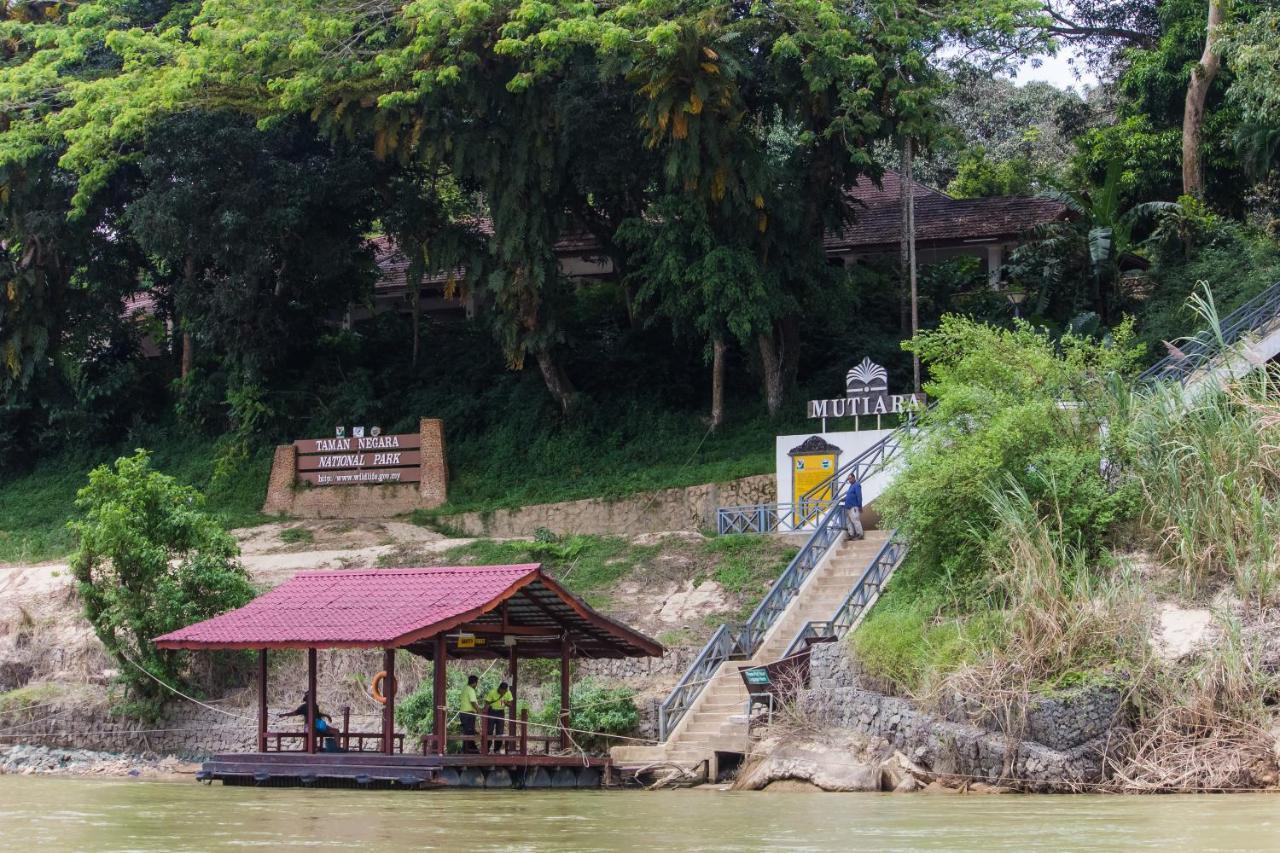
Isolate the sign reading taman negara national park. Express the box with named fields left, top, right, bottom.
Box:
left=294, top=431, right=423, bottom=486
left=807, top=357, right=926, bottom=420
left=262, top=417, right=447, bottom=519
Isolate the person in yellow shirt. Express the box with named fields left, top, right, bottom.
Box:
left=459, top=675, right=481, bottom=753
left=483, top=681, right=515, bottom=753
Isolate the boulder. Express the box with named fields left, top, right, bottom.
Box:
left=732, top=741, right=883, bottom=792
left=892, top=776, right=920, bottom=793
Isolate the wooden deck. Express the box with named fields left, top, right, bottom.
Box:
left=198, top=751, right=613, bottom=790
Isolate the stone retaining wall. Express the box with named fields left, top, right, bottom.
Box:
left=800, top=643, right=1128, bottom=791
left=441, top=474, right=776, bottom=537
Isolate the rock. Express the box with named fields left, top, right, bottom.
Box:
left=921, top=780, right=958, bottom=794
left=879, top=750, right=932, bottom=791
left=762, top=779, right=826, bottom=792
left=968, top=782, right=1013, bottom=794
left=733, top=741, right=885, bottom=792
left=893, top=776, right=920, bottom=793
left=656, top=580, right=729, bottom=624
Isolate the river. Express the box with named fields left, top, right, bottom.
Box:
left=2, top=776, right=1278, bottom=851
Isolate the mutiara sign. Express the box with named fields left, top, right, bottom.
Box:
left=807, top=358, right=925, bottom=420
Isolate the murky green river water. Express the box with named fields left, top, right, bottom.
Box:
left=2, top=776, right=1279, bottom=851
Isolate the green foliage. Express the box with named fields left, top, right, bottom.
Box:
left=396, top=666, right=470, bottom=741
left=1012, top=162, right=1176, bottom=323
left=67, top=449, right=255, bottom=718
left=701, top=534, right=798, bottom=598
left=946, top=147, right=1034, bottom=198
left=279, top=527, right=314, bottom=545
left=851, top=590, right=1004, bottom=694
left=532, top=678, right=639, bottom=753
left=1124, top=370, right=1280, bottom=603
left=442, top=535, right=655, bottom=598
left=1139, top=219, right=1280, bottom=350
left=878, top=316, right=1142, bottom=594
left=0, top=433, right=271, bottom=563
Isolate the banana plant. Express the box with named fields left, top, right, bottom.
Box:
left=1037, top=162, right=1177, bottom=323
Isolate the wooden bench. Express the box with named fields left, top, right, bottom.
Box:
left=263, top=706, right=406, bottom=753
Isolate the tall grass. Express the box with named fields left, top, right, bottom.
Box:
left=1124, top=366, right=1280, bottom=603
left=928, top=483, right=1147, bottom=732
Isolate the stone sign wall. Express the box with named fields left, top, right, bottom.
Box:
left=262, top=417, right=448, bottom=519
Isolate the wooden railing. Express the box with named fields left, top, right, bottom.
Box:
left=262, top=706, right=406, bottom=753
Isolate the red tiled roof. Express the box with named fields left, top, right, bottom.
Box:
left=153, top=564, right=662, bottom=658
left=826, top=172, right=1070, bottom=252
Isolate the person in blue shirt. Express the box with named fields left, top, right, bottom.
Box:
left=843, top=473, right=864, bottom=540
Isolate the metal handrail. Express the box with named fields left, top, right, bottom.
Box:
left=716, top=501, right=833, bottom=535
left=657, top=624, right=743, bottom=740
left=657, top=496, right=848, bottom=739
left=1139, top=280, right=1280, bottom=385
left=783, top=533, right=908, bottom=658
left=659, top=426, right=911, bottom=738
left=798, top=414, right=918, bottom=505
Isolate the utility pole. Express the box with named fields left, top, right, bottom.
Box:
left=900, top=137, right=920, bottom=393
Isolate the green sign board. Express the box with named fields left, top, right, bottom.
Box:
left=743, top=667, right=771, bottom=686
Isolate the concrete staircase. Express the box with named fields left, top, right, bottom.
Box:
left=613, top=529, right=891, bottom=772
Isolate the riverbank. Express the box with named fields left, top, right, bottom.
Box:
left=732, top=643, right=1280, bottom=795
left=0, top=745, right=199, bottom=779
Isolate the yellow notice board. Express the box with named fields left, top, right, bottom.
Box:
left=788, top=435, right=841, bottom=505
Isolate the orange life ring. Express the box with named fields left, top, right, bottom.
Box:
left=370, top=671, right=399, bottom=705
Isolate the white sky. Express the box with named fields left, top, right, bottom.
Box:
left=1011, top=46, right=1099, bottom=95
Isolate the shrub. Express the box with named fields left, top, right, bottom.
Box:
left=533, top=678, right=639, bottom=753
left=68, top=449, right=254, bottom=719
left=877, top=316, right=1142, bottom=595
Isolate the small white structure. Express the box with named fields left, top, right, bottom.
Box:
left=772, top=429, right=897, bottom=531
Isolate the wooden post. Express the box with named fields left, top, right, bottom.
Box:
left=559, top=634, right=571, bottom=751
left=382, top=648, right=397, bottom=755
left=306, top=647, right=317, bottom=754
left=520, top=708, right=529, bottom=756
left=257, top=649, right=268, bottom=752
left=342, top=706, right=351, bottom=752
left=508, top=645, right=519, bottom=737
left=433, top=634, right=448, bottom=755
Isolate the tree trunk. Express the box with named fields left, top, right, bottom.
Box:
left=779, top=315, right=801, bottom=393
left=898, top=148, right=912, bottom=339
left=535, top=347, right=578, bottom=414
left=1182, top=0, right=1224, bottom=197
left=180, top=254, right=196, bottom=379
left=757, top=331, right=784, bottom=417
left=900, top=138, right=921, bottom=392
left=710, top=336, right=726, bottom=431
left=410, top=279, right=421, bottom=367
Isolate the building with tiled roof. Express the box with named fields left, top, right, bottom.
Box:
left=367, top=170, right=1068, bottom=313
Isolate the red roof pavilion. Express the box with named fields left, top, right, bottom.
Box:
left=155, top=563, right=661, bottom=759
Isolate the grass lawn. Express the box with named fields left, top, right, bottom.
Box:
left=0, top=436, right=272, bottom=564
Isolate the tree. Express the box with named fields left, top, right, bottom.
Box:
left=1182, top=1, right=1225, bottom=197
left=69, top=450, right=254, bottom=718
left=1031, top=163, right=1177, bottom=322
left=1220, top=9, right=1280, bottom=180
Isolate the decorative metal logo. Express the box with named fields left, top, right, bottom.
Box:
left=846, top=358, right=889, bottom=396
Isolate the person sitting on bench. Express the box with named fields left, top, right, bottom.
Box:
left=279, top=691, right=342, bottom=752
